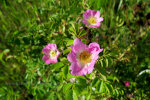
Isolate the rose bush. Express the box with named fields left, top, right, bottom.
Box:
left=0, top=0, right=150, bottom=100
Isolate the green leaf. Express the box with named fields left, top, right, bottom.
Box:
left=99, top=81, right=105, bottom=93
left=107, top=76, right=114, bottom=82
left=114, top=90, right=119, bottom=96
left=37, top=70, right=42, bottom=76
left=105, top=58, right=109, bottom=67
left=73, top=84, right=82, bottom=95
left=56, top=93, right=62, bottom=100
left=118, top=0, right=123, bottom=11
left=3, top=49, right=10, bottom=54
left=100, top=59, right=106, bottom=68
left=63, top=38, right=73, bottom=46
left=96, top=63, right=107, bottom=81
left=63, top=48, right=71, bottom=55
left=0, top=87, right=7, bottom=97
left=76, top=77, right=86, bottom=86
left=63, top=66, right=68, bottom=78
left=65, top=90, right=73, bottom=100
left=100, top=8, right=103, bottom=14
left=78, top=30, right=86, bottom=38
left=0, top=52, right=5, bottom=64
left=86, top=93, right=91, bottom=100
left=92, top=77, right=99, bottom=86
left=0, top=49, right=10, bottom=65
left=105, top=83, right=113, bottom=94
left=57, top=83, right=63, bottom=92
left=69, top=26, right=77, bottom=38
left=67, top=73, right=75, bottom=79
left=47, top=92, right=55, bottom=100
left=63, top=83, right=73, bottom=93
left=96, top=62, right=106, bottom=75
left=66, top=40, right=74, bottom=46
left=73, top=90, right=78, bottom=100
left=74, top=83, right=88, bottom=95
left=52, top=62, right=64, bottom=71
left=108, top=57, right=113, bottom=67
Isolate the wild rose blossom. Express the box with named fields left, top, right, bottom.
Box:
left=125, top=81, right=129, bottom=87
left=82, top=9, right=104, bottom=28
left=67, top=38, right=103, bottom=76
left=42, top=43, right=60, bottom=64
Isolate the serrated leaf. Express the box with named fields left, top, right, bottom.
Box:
left=0, top=49, right=9, bottom=65
left=37, top=70, right=42, bottom=76
left=57, top=83, right=63, bottom=92
left=67, top=73, right=75, bottom=79
left=73, top=90, right=78, bottom=100
left=78, top=30, right=86, bottom=38
left=63, top=83, right=73, bottom=93
left=105, top=58, right=108, bottom=67
left=47, top=92, right=55, bottom=100
left=92, top=77, right=99, bottom=86
left=114, top=90, right=119, bottom=96
left=100, top=59, right=106, bottom=68
left=63, top=66, right=68, bottom=78
left=100, top=8, right=103, bottom=14
left=3, top=49, right=10, bottom=54
left=73, top=84, right=82, bottom=95
left=108, top=57, right=113, bottom=67
left=86, top=93, right=91, bottom=100
left=118, top=0, right=123, bottom=11
left=76, top=77, right=86, bottom=86
left=66, top=40, right=74, bottom=46
left=52, top=62, right=64, bottom=71
left=65, top=90, right=73, bottom=100
left=0, top=52, right=5, bottom=64
left=99, top=81, right=105, bottom=93
left=105, top=83, right=113, bottom=94
left=56, top=93, right=62, bottom=100
left=96, top=63, right=107, bottom=81
left=63, top=48, right=71, bottom=55
left=69, top=27, right=76, bottom=37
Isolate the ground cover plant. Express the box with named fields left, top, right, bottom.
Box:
left=0, top=0, right=150, bottom=99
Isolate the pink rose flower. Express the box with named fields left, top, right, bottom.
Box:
left=42, top=43, right=60, bottom=64
left=125, top=81, right=129, bottom=87
left=82, top=9, right=104, bottom=28
left=67, top=38, right=103, bottom=76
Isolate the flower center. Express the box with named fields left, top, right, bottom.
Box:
left=49, top=50, right=57, bottom=58
left=79, top=51, right=92, bottom=64
left=88, top=17, right=97, bottom=25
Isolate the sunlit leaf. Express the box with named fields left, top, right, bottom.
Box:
left=63, top=66, right=69, bottom=78
left=63, top=83, right=73, bottom=93
left=51, top=62, right=64, bottom=71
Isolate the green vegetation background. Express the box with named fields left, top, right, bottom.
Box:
left=0, top=0, right=150, bottom=99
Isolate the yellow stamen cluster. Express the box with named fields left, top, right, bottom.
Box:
left=88, top=17, right=97, bottom=25
left=80, top=51, right=92, bottom=64
left=49, top=50, right=57, bottom=58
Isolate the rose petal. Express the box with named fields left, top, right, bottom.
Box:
left=42, top=48, right=50, bottom=55
left=42, top=55, right=51, bottom=64
left=73, top=38, right=87, bottom=53
left=67, top=51, right=77, bottom=63
left=97, top=17, right=104, bottom=22
left=94, top=11, right=100, bottom=18
left=42, top=43, right=60, bottom=64
left=46, top=43, right=57, bottom=50
left=70, top=62, right=85, bottom=76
